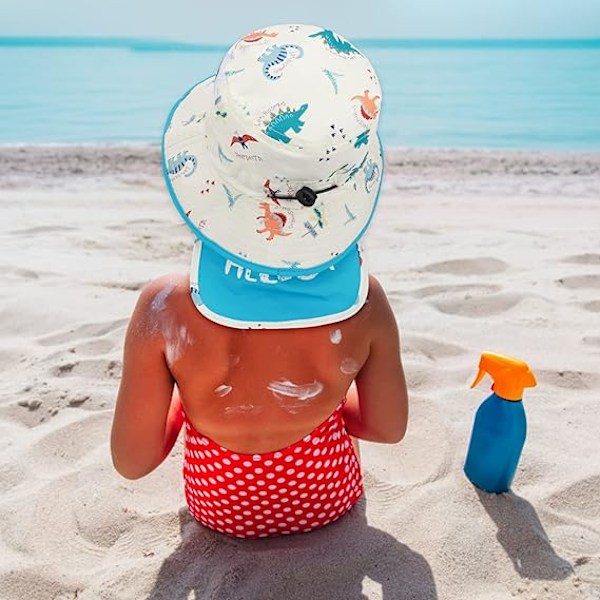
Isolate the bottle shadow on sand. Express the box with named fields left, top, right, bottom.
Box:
left=475, top=488, right=574, bottom=581
left=146, top=496, right=437, bottom=600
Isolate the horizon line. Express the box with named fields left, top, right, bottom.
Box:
left=0, top=35, right=599, bottom=52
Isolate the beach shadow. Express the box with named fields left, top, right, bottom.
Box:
left=147, top=496, right=437, bottom=600
left=476, top=488, right=574, bottom=580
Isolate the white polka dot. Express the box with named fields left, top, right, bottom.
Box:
left=235, top=525, right=244, bottom=530
left=264, top=460, right=273, bottom=467
left=240, top=500, right=249, bottom=506
left=286, top=468, right=295, bottom=476
left=284, top=455, right=294, bottom=463
left=250, top=495, right=259, bottom=501
left=277, top=477, right=286, bottom=484
left=236, top=479, right=245, bottom=486
left=233, top=467, right=243, bottom=474
left=245, top=473, right=255, bottom=480
left=275, top=465, right=284, bottom=472
left=286, top=516, right=295, bottom=523
left=243, top=461, right=253, bottom=468
left=225, top=472, right=234, bottom=479
left=222, top=458, right=231, bottom=465
left=256, top=479, right=266, bottom=486
left=254, top=467, right=264, bottom=474
left=279, top=488, right=288, bottom=495
left=266, top=473, right=275, bottom=479
left=231, top=454, right=240, bottom=460
left=295, top=458, right=304, bottom=467
left=275, top=512, right=284, bottom=519
left=273, top=452, right=283, bottom=459
left=227, top=484, right=236, bottom=491
left=288, top=480, right=297, bottom=487
left=312, top=437, right=321, bottom=445
left=313, top=448, right=321, bottom=457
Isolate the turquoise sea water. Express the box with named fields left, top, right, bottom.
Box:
left=1, top=37, right=599, bottom=150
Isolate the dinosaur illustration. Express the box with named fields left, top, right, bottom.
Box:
left=308, top=29, right=360, bottom=56
left=322, top=68, right=343, bottom=94
left=166, top=151, right=197, bottom=178
left=231, top=134, right=258, bottom=149
left=363, top=159, right=380, bottom=192
left=256, top=202, right=292, bottom=240
left=223, top=184, right=242, bottom=209
left=258, top=44, right=304, bottom=80
left=344, top=203, right=357, bottom=225
left=352, top=90, right=380, bottom=120
left=218, top=144, right=234, bottom=163
left=243, top=30, right=279, bottom=43
left=354, top=130, right=370, bottom=148
left=264, top=103, right=308, bottom=144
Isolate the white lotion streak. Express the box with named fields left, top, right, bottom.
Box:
left=214, top=385, right=233, bottom=397
left=164, top=324, right=194, bottom=366
left=340, top=358, right=360, bottom=375
left=224, top=405, right=260, bottom=415
left=330, top=329, right=342, bottom=344
left=267, top=379, right=324, bottom=401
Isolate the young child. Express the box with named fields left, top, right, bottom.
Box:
left=111, top=24, right=408, bottom=540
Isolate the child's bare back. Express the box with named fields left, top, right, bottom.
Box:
left=112, top=272, right=407, bottom=468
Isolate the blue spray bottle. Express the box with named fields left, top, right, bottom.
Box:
left=464, top=352, right=537, bottom=493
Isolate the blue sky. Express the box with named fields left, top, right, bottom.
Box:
left=2, top=0, right=599, bottom=41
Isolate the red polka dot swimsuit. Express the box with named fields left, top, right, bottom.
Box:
left=183, top=399, right=363, bottom=539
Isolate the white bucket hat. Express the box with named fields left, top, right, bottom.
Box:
left=162, top=24, right=384, bottom=328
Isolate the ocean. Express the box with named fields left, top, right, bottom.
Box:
left=1, top=37, right=599, bottom=150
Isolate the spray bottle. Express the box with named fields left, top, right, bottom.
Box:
left=464, top=352, right=537, bottom=493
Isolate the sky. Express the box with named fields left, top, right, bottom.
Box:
left=1, top=0, right=599, bottom=42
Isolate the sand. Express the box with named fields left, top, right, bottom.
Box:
left=0, top=146, right=599, bottom=599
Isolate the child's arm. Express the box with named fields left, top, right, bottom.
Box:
left=110, top=280, right=184, bottom=479
left=342, top=276, right=409, bottom=443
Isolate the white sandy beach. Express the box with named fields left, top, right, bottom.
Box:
left=0, top=146, right=599, bottom=599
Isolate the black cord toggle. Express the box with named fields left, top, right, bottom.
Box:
left=272, top=184, right=337, bottom=207
left=295, top=187, right=318, bottom=207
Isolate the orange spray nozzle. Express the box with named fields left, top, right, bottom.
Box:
left=471, top=352, right=537, bottom=401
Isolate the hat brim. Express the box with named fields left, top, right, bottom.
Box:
left=190, top=240, right=369, bottom=329
left=163, top=76, right=383, bottom=277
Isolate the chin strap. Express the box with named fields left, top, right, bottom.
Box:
left=273, top=184, right=338, bottom=207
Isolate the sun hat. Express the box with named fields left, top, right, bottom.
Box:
left=162, top=23, right=384, bottom=328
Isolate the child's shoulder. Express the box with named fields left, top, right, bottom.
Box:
left=137, top=273, right=190, bottom=307
left=129, top=273, right=192, bottom=333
